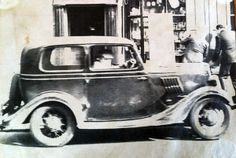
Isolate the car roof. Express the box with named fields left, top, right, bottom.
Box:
left=21, top=36, right=141, bottom=74
left=27, top=36, right=135, bottom=49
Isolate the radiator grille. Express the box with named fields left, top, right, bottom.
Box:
left=160, top=77, right=184, bottom=94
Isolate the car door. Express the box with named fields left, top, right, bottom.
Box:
left=86, top=44, right=165, bottom=120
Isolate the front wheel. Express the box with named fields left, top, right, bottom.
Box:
left=190, top=98, right=230, bottom=140
left=30, top=105, right=76, bottom=146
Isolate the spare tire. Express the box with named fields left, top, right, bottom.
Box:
left=4, top=74, right=22, bottom=114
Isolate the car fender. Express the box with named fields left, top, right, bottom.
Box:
left=164, top=86, right=232, bottom=125
left=4, top=91, right=88, bottom=130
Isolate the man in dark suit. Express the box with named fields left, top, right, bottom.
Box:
left=212, top=24, right=236, bottom=79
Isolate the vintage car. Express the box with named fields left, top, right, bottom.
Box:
left=0, top=36, right=235, bottom=146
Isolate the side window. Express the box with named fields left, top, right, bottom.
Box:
left=42, top=46, right=85, bottom=72
left=90, top=45, right=141, bottom=71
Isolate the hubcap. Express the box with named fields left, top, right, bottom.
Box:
left=41, top=111, right=67, bottom=138
left=199, top=104, right=224, bottom=127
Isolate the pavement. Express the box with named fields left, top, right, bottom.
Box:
left=0, top=112, right=236, bottom=158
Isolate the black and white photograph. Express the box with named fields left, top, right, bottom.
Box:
left=0, top=0, right=236, bottom=157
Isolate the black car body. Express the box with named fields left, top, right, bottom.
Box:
left=1, top=36, right=234, bottom=146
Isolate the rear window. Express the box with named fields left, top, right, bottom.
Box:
left=41, top=46, right=85, bottom=72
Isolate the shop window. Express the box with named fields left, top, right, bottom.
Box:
left=67, top=6, right=105, bottom=36
left=142, top=0, right=186, bottom=14
left=127, top=0, right=186, bottom=61
left=54, top=5, right=117, bottom=36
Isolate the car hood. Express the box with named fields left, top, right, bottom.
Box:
left=144, top=63, right=210, bottom=75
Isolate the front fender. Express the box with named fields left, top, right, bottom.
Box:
left=4, top=91, right=87, bottom=130
left=187, top=86, right=233, bottom=106
left=165, top=86, right=232, bottom=124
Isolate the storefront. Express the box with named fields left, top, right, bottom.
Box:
left=51, top=0, right=235, bottom=64
left=124, top=0, right=236, bottom=63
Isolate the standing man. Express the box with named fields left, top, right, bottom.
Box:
left=179, top=31, right=208, bottom=63
left=211, top=24, right=236, bottom=80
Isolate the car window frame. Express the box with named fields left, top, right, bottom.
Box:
left=39, top=45, right=86, bottom=73
left=88, top=44, right=143, bottom=72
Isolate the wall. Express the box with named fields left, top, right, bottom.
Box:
left=186, top=0, right=234, bottom=54
left=148, top=13, right=176, bottom=66
left=186, top=0, right=232, bottom=32
left=0, top=0, right=54, bottom=103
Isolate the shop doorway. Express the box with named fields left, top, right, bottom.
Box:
left=67, top=6, right=105, bottom=36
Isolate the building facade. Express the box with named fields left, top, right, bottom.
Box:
left=0, top=0, right=235, bottom=64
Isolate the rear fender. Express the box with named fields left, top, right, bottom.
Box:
left=4, top=91, right=87, bottom=130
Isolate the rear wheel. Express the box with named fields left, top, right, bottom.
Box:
left=190, top=98, right=230, bottom=139
left=30, top=105, right=76, bottom=146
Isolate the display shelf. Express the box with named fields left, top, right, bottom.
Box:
left=172, top=7, right=186, bottom=54
left=128, top=15, right=148, bottom=18
left=127, top=0, right=187, bottom=62
left=173, top=14, right=186, bottom=17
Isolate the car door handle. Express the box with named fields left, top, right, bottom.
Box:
left=137, top=76, right=148, bottom=81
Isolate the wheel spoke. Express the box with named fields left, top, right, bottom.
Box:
left=30, top=106, right=75, bottom=146
left=39, top=110, right=68, bottom=138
